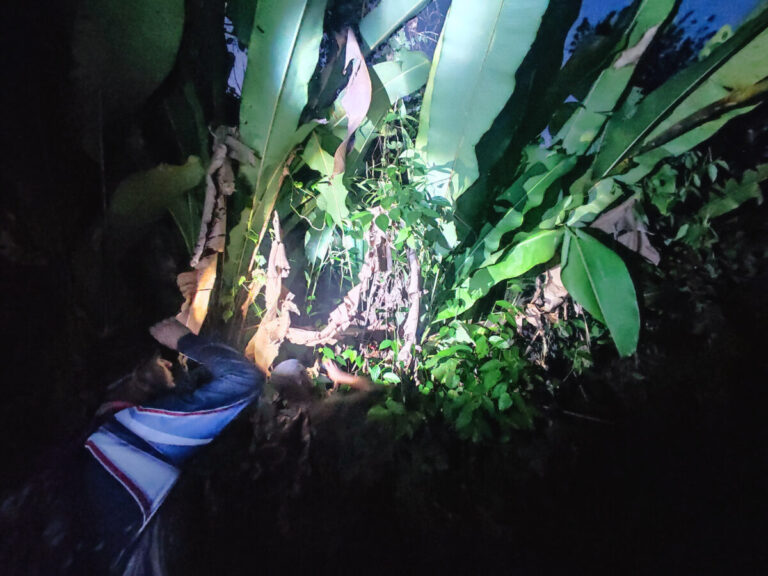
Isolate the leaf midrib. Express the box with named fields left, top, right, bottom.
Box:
left=237, top=1, right=313, bottom=280
left=441, top=0, right=506, bottom=196
left=572, top=232, right=606, bottom=323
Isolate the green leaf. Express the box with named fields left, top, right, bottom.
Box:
left=344, top=50, right=430, bottom=176
left=594, top=6, right=768, bottom=177
left=305, top=212, right=335, bottom=263
left=359, top=0, right=430, bottom=53
left=367, top=405, right=390, bottom=420
left=566, top=178, right=621, bottom=226
left=643, top=28, right=768, bottom=145
left=454, top=0, right=582, bottom=236
left=474, top=335, right=489, bottom=358
left=455, top=402, right=476, bottom=429
left=699, top=164, right=768, bottom=219
left=556, top=0, right=677, bottom=156
left=227, top=0, right=257, bottom=46
left=316, top=176, right=350, bottom=226
left=482, top=155, right=577, bottom=258
left=382, top=372, right=402, bottom=384
left=239, top=0, right=326, bottom=164
left=498, top=392, right=513, bottom=411
left=303, top=131, right=335, bottom=177
left=475, top=229, right=562, bottom=287
left=560, top=228, right=639, bottom=357
left=441, top=229, right=562, bottom=319
left=168, top=186, right=203, bottom=256
left=71, top=0, right=184, bottom=157
left=373, top=50, right=431, bottom=105
left=416, top=0, right=549, bottom=200
left=227, top=0, right=327, bottom=295
left=375, top=213, right=389, bottom=232
left=385, top=398, right=407, bottom=415
left=110, top=157, right=205, bottom=227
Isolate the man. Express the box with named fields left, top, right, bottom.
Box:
left=83, top=317, right=264, bottom=574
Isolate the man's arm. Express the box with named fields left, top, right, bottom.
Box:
left=145, top=318, right=264, bottom=414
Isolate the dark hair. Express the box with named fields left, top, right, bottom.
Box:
left=129, top=354, right=172, bottom=397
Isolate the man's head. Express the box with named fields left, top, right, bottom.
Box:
left=129, top=355, right=175, bottom=399
left=269, top=359, right=314, bottom=404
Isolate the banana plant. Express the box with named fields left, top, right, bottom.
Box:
left=222, top=0, right=436, bottom=319
left=430, top=0, right=768, bottom=356
left=78, top=0, right=768, bottom=357
left=415, top=0, right=550, bottom=202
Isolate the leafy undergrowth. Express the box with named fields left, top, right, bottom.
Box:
left=155, top=200, right=768, bottom=575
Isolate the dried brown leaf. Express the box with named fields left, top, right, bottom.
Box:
left=333, top=28, right=372, bottom=176
left=244, top=213, right=299, bottom=373
left=591, top=197, right=660, bottom=265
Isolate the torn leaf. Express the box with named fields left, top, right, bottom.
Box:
left=333, top=28, right=372, bottom=176
left=591, top=197, right=660, bottom=265
left=613, top=25, right=659, bottom=69
left=245, top=212, right=300, bottom=374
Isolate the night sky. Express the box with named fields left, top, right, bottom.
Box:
left=577, top=0, right=762, bottom=32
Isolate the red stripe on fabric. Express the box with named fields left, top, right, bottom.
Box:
left=134, top=398, right=248, bottom=417
left=85, top=440, right=151, bottom=519
left=95, top=401, right=136, bottom=418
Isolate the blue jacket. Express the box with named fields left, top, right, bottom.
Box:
left=84, top=333, right=263, bottom=530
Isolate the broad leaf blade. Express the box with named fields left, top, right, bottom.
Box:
left=699, top=164, right=768, bottom=220
left=373, top=50, right=431, bottom=105
left=303, top=131, right=335, bottom=177
left=239, top=0, right=327, bottom=169
left=359, top=0, right=430, bottom=53
left=227, top=0, right=257, bottom=46
left=169, top=195, right=202, bottom=257
left=110, top=157, right=205, bottom=227
left=556, top=0, right=677, bottom=156
left=561, top=228, right=639, bottom=356
left=440, top=229, right=562, bottom=319
left=316, top=176, right=350, bottom=226
left=481, top=155, right=577, bottom=260
left=454, top=0, right=582, bottom=235
left=416, top=0, right=549, bottom=200
left=613, top=29, right=768, bottom=181
left=566, top=178, right=621, bottom=226
left=71, top=0, right=184, bottom=157
left=228, top=0, right=327, bottom=297
left=594, top=6, right=768, bottom=177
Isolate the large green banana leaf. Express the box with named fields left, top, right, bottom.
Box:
left=71, top=0, right=184, bottom=157
left=594, top=6, right=768, bottom=178
left=110, top=157, right=205, bottom=227
left=359, top=0, right=430, bottom=53
left=227, top=0, right=257, bottom=46
left=438, top=229, right=563, bottom=319
left=416, top=0, right=549, bottom=201
left=618, top=30, right=768, bottom=184
left=225, top=0, right=327, bottom=294
left=555, top=0, right=677, bottom=156
left=455, top=0, right=582, bottom=236
left=560, top=228, right=639, bottom=357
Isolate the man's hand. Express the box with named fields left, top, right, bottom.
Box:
left=321, top=359, right=372, bottom=391
left=149, top=317, right=191, bottom=351
left=177, top=271, right=198, bottom=302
